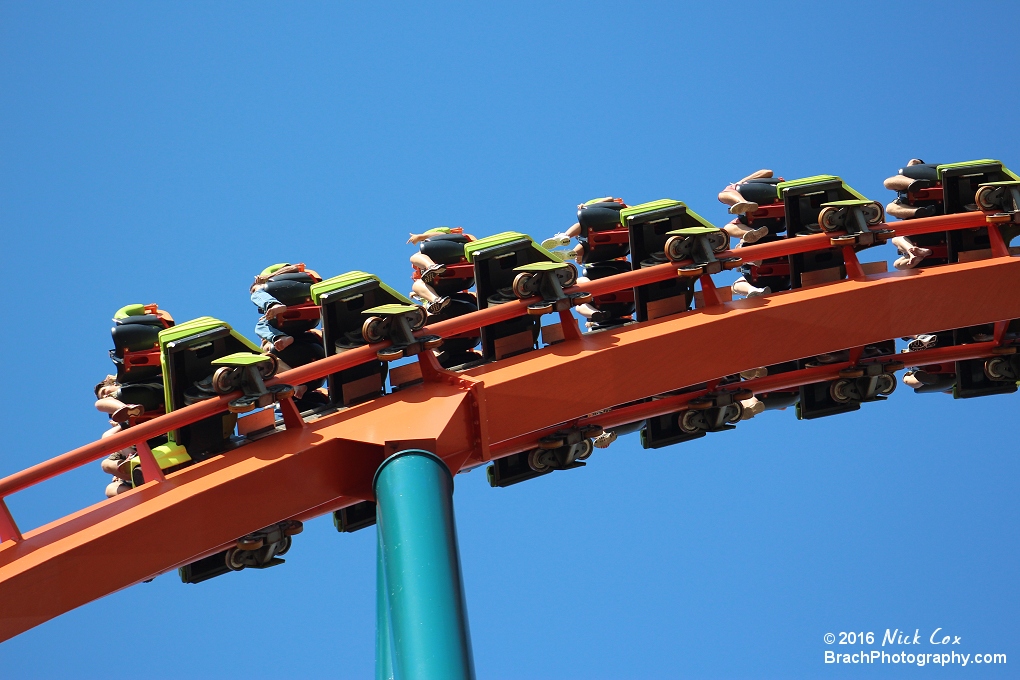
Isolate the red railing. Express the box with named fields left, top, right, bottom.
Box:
left=0, top=210, right=1006, bottom=542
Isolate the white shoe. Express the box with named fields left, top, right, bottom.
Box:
left=728, top=200, right=759, bottom=215
left=740, top=226, right=770, bottom=244
left=593, top=431, right=617, bottom=449
left=745, top=285, right=771, bottom=298
left=907, top=334, right=937, bottom=351
left=739, top=367, right=768, bottom=380
left=550, top=248, right=576, bottom=261
left=542, top=233, right=571, bottom=249
left=740, top=398, right=765, bottom=420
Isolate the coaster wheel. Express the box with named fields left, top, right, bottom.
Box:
left=422, top=335, right=444, bottom=350
left=838, top=368, right=865, bottom=379
left=819, top=206, right=842, bottom=232
left=237, top=536, right=264, bottom=551
left=284, top=520, right=304, bottom=536
left=883, top=360, right=905, bottom=373
left=830, top=235, right=857, bottom=246
left=664, top=235, right=690, bottom=261
left=829, top=379, right=854, bottom=404
left=512, top=272, right=540, bottom=299
left=554, top=264, right=577, bottom=288
left=984, top=357, right=1010, bottom=381
left=528, top=449, right=550, bottom=472
left=976, top=185, right=999, bottom=211
left=227, top=395, right=259, bottom=414
left=707, top=230, right=729, bottom=253
left=875, top=374, right=897, bottom=396
left=257, top=354, right=279, bottom=379
left=677, top=265, right=704, bottom=278
left=212, top=366, right=239, bottom=395
left=991, top=345, right=1017, bottom=355
left=225, top=548, right=247, bottom=571
left=575, top=439, right=594, bottom=461
left=274, top=535, right=293, bottom=557
left=377, top=346, right=406, bottom=362
left=724, top=402, right=743, bottom=424
left=538, top=436, right=565, bottom=450
left=722, top=258, right=743, bottom=270
left=269, top=384, right=296, bottom=401
left=570, top=291, right=594, bottom=306
left=407, top=306, right=428, bottom=331
left=688, top=398, right=713, bottom=411
left=527, top=302, right=554, bottom=316
left=862, top=202, right=885, bottom=226
left=732, top=388, right=754, bottom=401
left=678, top=410, right=703, bottom=434
left=362, top=316, right=388, bottom=344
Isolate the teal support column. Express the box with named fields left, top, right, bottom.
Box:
left=376, top=527, right=395, bottom=680
left=374, top=450, right=475, bottom=680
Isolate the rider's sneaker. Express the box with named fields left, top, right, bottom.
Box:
left=740, top=398, right=765, bottom=420
left=739, top=367, right=768, bottom=380
left=111, top=404, right=144, bottom=422
left=541, top=233, right=572, bottom=249
left=421, top=263, right=446, bottom=284
left=741, top=226, right=770, bottom=244
left=592, top=431, right=617, bottom=449
left=728, top=200, right=759, bottom=215
left=426, top=296, right=450, bottom=315
left=907, top=334, right=937, bottom=352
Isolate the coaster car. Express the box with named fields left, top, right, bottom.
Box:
left=464, top=231, right=565, bottom=360
left=621, top=199, right=714, bottom=321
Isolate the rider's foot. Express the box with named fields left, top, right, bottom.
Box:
left=739, top=397, right=765, bottom=420
left=426, top=296, right=450, bottom=315
left=904, top=246, right=932, bottom=267
left=111, top=404, right=144, bottom=422
left=592, top=431, right=617, bottom=449
left=421, top=263, right=446, bottom=284
left=728, top=200, right=759, bottom=215
left=744, top=285, right=771, bottom=298
left=264, top=303, right=286, bottom=321
left=907, top=334, right=937, bottom=352
left=115, top=458, right=134, bottom=481
left=740, top=226, right=770, bottom=244
left=541, top=233, right=572, bottom=249
left=739, top=367, right=768, bottom=380
left=273, top=335, right=295, bottom=351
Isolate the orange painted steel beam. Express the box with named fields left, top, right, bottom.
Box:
left=463, top=257, right=1020, bottom=444
left=1, top=255, right=1019, bottom=641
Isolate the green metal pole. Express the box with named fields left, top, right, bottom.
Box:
left=374, top=450, right=475, bottom=680
left=376, top=526, right=395, bottom=680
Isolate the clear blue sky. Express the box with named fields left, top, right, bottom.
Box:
left=1, top=2, right=1018, bottom=678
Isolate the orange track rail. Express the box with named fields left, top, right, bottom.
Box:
left=1, top=212, right=1017, bottom=641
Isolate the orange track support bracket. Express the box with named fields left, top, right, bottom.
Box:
left=842, top=246, right=865, bottom=279
left=279, top=397, right=305, bottom=431
left=0, top=500, right=21, bottom=543
left=987, top=219, right=1011, bottom=258
left=135, top=441, right=166, bottom=485
left=557, top=309, right=582, bottom=341
left=419, top=350, right=472, bottom=387
left=698, top=274, right=721, bottom=307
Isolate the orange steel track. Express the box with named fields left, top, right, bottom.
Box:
left=1, top=213, right=1018, bottom=641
